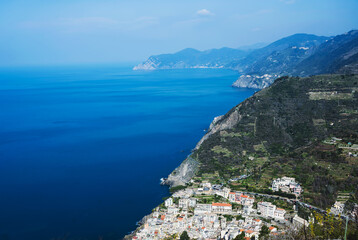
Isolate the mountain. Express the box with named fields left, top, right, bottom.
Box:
left=134, top=33, right=329, bottom=73
left=133, top=47, right=249, bottom=70
left=232, top=31, right=358, bottom=88
left=231, top=33, right=328, bottom=73
left=293, top=30, right=358, bottom=76
left=135, top=30, right=358, bottom=89
left=166, top=74, right=358, bottom=209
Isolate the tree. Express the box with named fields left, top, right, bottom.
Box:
left=259, top=225, right=270, bottom=239
left=180, top=231, right=190, bottom=240
left=233, top=232, right=245, bottom=240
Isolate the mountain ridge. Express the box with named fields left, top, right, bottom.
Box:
left=134, top=30, right=358, bottom=89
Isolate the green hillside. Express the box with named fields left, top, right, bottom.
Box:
left=193, top=74, right=358, bottom=209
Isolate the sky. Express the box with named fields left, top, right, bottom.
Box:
left=0, top=0, right=357, bottom=66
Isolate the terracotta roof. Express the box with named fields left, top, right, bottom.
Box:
left=269, top=226, right=276, bottom=230
left=229, top=192, right=236, bottom=194
left=241, top=195, right=249, bottom=198
left=212, top=203, right=232, bottom=207
left=202, top=227, right=205, bottom=230
left=161, top=215, right=165, bottom=220
left=245, top=237, right=250, bottom=240
left=254, top=219, right=261, bottom=222
left=277, top=208, right=285, bottom=211
left=246, top=230, right=254, bottom=234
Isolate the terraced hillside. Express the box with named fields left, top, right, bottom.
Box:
left=190, top=74, right=358, bottom=209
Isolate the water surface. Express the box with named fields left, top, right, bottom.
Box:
left=0, top=65, right=255, bottom=240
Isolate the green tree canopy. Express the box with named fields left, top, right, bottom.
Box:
left=180, top=231, right=190, bottom=240
left=234, top=232, right=245, bottom=240
left=259, top=225, right=270, bottom=239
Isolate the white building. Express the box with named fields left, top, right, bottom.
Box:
left=292, top=214, right=309, bottom=228
left=274, top=208, right=286, bottom=220
left=241, top=195, right=255, bottom=206
left=167, top=206, right=179, bottom=214
left=258, top=202, right=286, bottom=220
left=194, top=204, right=212, bottom=214
left=258, top=202, right=276, bottom=218
left=272, top=176, right=302, bottom=195
left=331, top=201, right=345, bottom=215
left=165, top=198, right=173, bottom=207
left=179, top=198, right=189, bottom=209
left=188, top=198, right=197, bottom=208
left=212, top=203, right=232, bottom=213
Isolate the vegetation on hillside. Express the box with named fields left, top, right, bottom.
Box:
left=193, top=74, right=358, bottom=209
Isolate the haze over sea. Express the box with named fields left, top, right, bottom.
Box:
left=0, top=65, right=255, bottom=240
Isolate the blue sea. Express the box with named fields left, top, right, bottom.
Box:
left=0, top=64, right=255, bottom=240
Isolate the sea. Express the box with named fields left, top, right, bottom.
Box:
left=0, top=64, right=256, bottom=240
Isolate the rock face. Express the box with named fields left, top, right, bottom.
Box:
left=195, top=113, right=240, bottom=150
left=133, top=57, right=159, bottom=70
left=164, top=156, right=199, bottom=187
left=232, top=74, right=280, bottom=89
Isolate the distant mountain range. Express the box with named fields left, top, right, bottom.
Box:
left=133, top=47, right=249, bottom=70
left=134, top=30, right=358, bottom=89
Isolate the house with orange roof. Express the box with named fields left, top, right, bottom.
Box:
left=240, top=194, right=255, bottom=206
left=269, top=226, right=277, bottom=232
left=228, top=192, right=236, bottom=202
left=212, top=202, right=232, bottom=213
left=274, top=208, right=286, bottom=220
left=253, top=219, right=262, bottom=225
left=245, top=229, right=255, bottom=238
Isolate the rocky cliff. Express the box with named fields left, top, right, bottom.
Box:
left=164, top=156, right=199, bottom=187
left=231, top=74, right=280, bottom=89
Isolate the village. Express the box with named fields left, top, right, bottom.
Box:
left=131, top=177, right=310, bottom=240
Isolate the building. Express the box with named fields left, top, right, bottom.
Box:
left=292, top=214, right=309, bottom=228
left=228, top=192, right=236, bottom=202
left=212, top=203, right=232, bottom=213
left=258, top=202, right=285, bottom=220
left=165, top=198, right=173, bottom=207
left=179, top=198, right=189, bottom=209
left=188, top=198, right=197, bottom=208
left=167, top=206, right=179, bottom=214
left=274, top=208, right=286, bottom=220
left=241, top=195, right=255, bottom=206
left=331, top=201, right=345, bottom=215
left=194, top=204, right=212, bottom=214
left=272, top=177, right=303, bottom=195
left=258, top=202, right=276, bottom=218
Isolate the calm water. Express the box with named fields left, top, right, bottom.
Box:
left=0, top=64, right=255, bottom=240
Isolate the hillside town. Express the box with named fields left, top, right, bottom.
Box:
left=131, top=177, right=310, bottom=240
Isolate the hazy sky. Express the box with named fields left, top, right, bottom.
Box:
left=0, top=0, right=357, bottom=66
